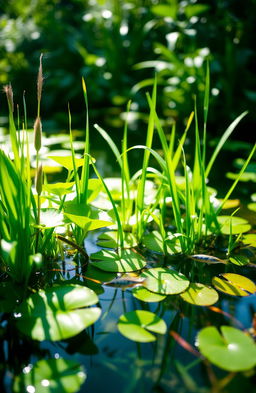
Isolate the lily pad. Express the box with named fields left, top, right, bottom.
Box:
left=38, top=209, right=65, bottom=228
left=217, top=216, right=251, bottom=235
left=132, top=287, right=166, bottom=303
left=97, top=231, right=137, bottom=248
left=180, top=283, right=219, bottom=306
left=229, top=255, right=250, bottom=266
left=142, top=231, right=181, bottom=254
left=197, top=326, right=256, bottom=371
left=117, top=310, right=167, bottom=342
left=248, top=202, right=256, bottom=212
left=90, top=249, right=146, bottom=272
left=15, top=284, right=101, bottom=341
left=13, top=358, right=86, bottom=393
left=141, top=267, right=189, bottom=295
left=212, top=273, right=256, bottom=296
left=242, top=233, right=256, bottom=247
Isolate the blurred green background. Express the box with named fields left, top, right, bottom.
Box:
left=0, top=0, right=255, bottom=141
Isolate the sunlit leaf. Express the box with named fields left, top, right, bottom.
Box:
left=90, top=249, right=146, bottom=272
left=65, top=212, right=113, bottom=231
left=217, top=215, right=251, bottom=234
left=226, top=172, right=256, bottom=182
left=219, top=199, right=240, bottom=209
left=180, top=283, right=219, bottom=306
left=212, top=273, right=256, bottom=296
left=198, top=326, right=256, bottom=371
left=248, top=202, right=256, bottom=212
left=132, top=287, right=166, bottom=303
left=142, top=231, right=181, bottom=254
left=97, top=231, right=137, bottom=248
left=43, top=182, right=74, bottom=198
left=229, top=255, right=250, bottom=266
left=13, top=358, right=86, bottom=393
left=142, top=267, right=189, bottom=295
left=118, top=310, right=167, bottom=342
left=48, top=155, right=85, bottom=171
left=242, top=233, right=256, bottom=247
left=15, top=285, right=101, bottom=341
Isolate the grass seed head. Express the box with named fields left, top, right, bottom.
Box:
left=35, top=164, right=43, bottom=195
left=3, top=84, right=14, bottom=112
left=37, top=53, right=44, bottom=105
left=34, top=116, right=42, bottom=152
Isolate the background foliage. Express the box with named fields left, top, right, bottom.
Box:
left=0, top=0, right=255, bottom=139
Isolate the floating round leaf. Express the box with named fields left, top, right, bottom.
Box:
left=97, top=231, right=137, bottom=248
left=229, top=255, right=250, bottom=266
left=118, top=310, right=167, bottom=342
left=197, top=326, right=256, bottom=371
left=38, top=209, right=65, bottom=228
left=142, top=267, right=189, bottom=295
left=15, top=284, right=101, bottom=341
left=142, top=231, right=181, bottom=254
left=13, top=358, right=86, bottom=393
left=180, top=283, right=219, bottom=306
left=90, top=249, right=146, bottom=272
left=217, top=216, right=251, bottom=235
left=242, top=233, right=256, bottom=247
left=132, top=287, right=166, bottom=303
left=212, top=273, right=256, bottom=296
left=248, top=202, right=256, bottom=212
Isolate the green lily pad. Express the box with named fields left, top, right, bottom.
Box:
left=118, top=310, right=167, bottom=342
left=142, top=231, right=181, bottom=254
left=48, top=155, right=85, bottom=171
left=132, top=287, right=166, bottom=303
left=217, top=216, right=251, bottom=235
left=90, top=249, right=146, bottom=272
left=212, top=273, right=256, bottom=296
left=15, top=284, right=101, bottom=341
left=229, top=255, right=250, bottom=266
left=197, top=326, right=256, bottom=371
left=242, top=233, right=256, bottom=247
left=248, top=202, right=256, bottom=212
left=97, top=231, right=137, bottom=248
left=13, top=358, right=86, bottom=393
left=180, top=283, right=219, bottom=306
left=85, top=264, right=117, bottom=283
left=141, top=267, right=189, bottom=295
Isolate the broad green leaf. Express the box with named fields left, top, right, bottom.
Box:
left=48, top=156, right=85, bottom=171
left=85, top=264, right=117, bottom=283
left=184, top=4, right=210, bottom=18
left=248, top=202, right=256, bottom=212
left=142, top=267, right=189, bottom=295
left=132, top=287, right=166, bottom=303
left=13, top=358, right=86, bottom=393
left=43, top=182, right=74, bottom=198
left=212, top=273, right=256, bottom=296
left=198, top=326, right=256, bottom=371
left=118, top=310, right=167, bottom=342
left=242, top=233, right=256, bottom=247
left=90, top=249, right=146, bottom=272
left=142, top=231, right=181, bottom=254
left=217, top=216, right=251, bottom=235
left=65, top=212, right=113, bottom=231
left=229, top=255, right=250, bottom=266
left=180, top=283, right=219, bottom=306
left=97, top=231, right=137, bottom=248
left=0, top=282, right=21, bottom=313
left=15, top=285, right=101, bottom=341
left=151, top=5, right=177, bottom=19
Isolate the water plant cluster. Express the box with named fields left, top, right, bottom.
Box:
left=0, top=58, right=256, bottom=392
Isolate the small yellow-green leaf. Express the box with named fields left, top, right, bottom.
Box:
left=212, top=273, right=256, bottom=296
left=118, top=310, right=167, bottom=342
left=43, top=182, right=74, bottom=197
left=65, top=213, right=113, bottom=231
left=248, top=202, right=256, bottom=212
left=132, top=287, right=166, bottom=303
left=48, top=155, right=85, bottom=171
left=90, top=249, right=146, bottom=272
left=180, top=283, right=219, bottom=306
left=142, top=267, right=189, bottom=295
left=217, top=216, right=251, bottom=235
